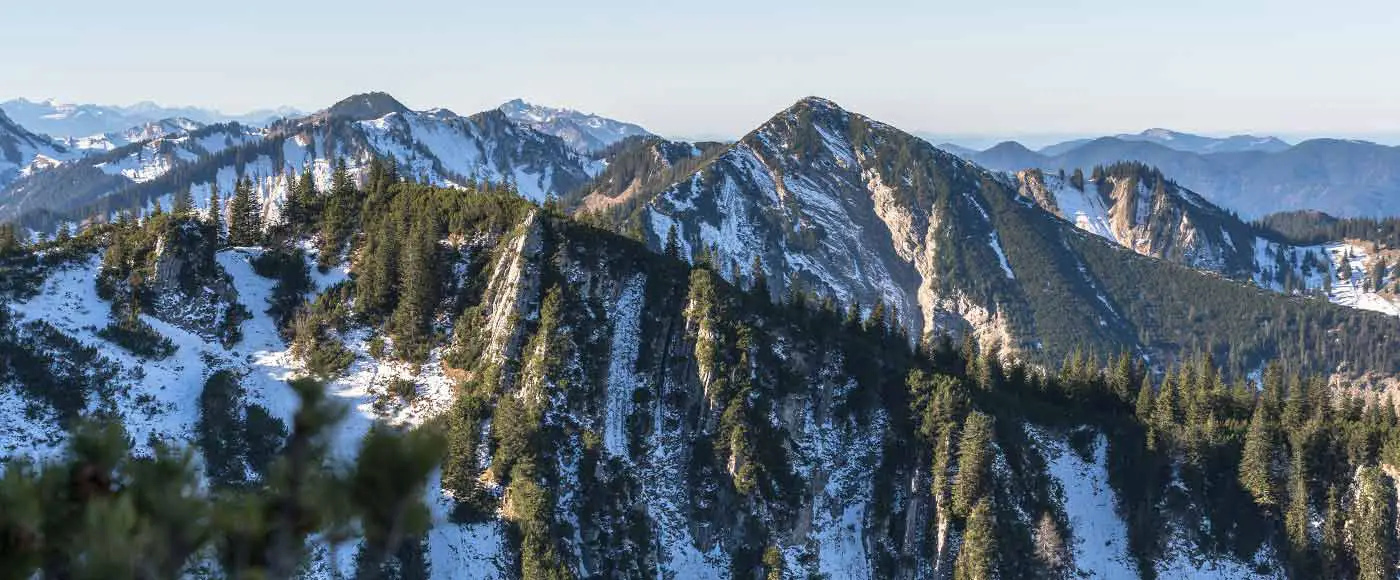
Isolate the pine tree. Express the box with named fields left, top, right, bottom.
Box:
left=1239, top=400, right=1278, bottom=508
left=954, top=497, right=997, bottom=580
left=952, top=411, right=993, bottom=518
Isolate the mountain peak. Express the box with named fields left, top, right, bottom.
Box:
left=324, top=92, right=411, bottom=121
left=797, top=95, right=838, bottom=106
left=1140, top=128, right=1180, bottom=140
left=790, top=96, right=845, bottom=114
left=985, top=140, right=1036, bottom=154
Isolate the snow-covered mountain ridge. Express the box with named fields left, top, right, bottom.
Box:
left=603, top=97, right=1400, bottom=378
left=0, top=108, right=78, bottom=191
left=1016, top=167, right=1400, bottom=317
left=1, top=97, right=300, bottom=138
left=0, top=92, right=603, bottom=226
left=499, top=98, right=652, bottom=153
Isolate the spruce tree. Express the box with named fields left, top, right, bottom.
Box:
left=952, top=411, right=992, bottom=518
left=954, top=497, right=997, bottom=580
left=1135, top=374, right=1154, bottom=422
left=208, top=182, right=224, bottom=245
left=390, top=213, right=441, bottom=360
left=664, top=224, right=681, bottom=260
left=227, top=177, right=261, bottom=247
left=1321, top=485, right=1346, bottom=579
left=1150, top=374, right=1177, bottom=450
left=1239, top=400, right=1278, bottom=508
left=1354, top=466, right=1397, bottom=580
left=1110, top=351, right=1134, bottom=402
left=750, top=254, right=767, bottom=300
left=1284, top=451, right=1311, bottom=573
left=173, top=185, right=193, bottom=217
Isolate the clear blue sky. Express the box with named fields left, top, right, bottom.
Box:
left=6, top=0, right=1400, bottom=142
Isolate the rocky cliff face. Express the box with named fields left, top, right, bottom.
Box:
left=148, top=218, right=240, bottom=340
left=1015, top=165, right=1258, bottom=279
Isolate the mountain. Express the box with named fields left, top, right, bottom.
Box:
left=0, top=97, right=301, bottom=139
left=1118, top=128, right=1291, bottom=154
left=499, top=98, right=652, bottom=153
left=967, top=136, right=1400, bottom=218
left=53, top=117, right=207, bottom=153
left=1036, top=128, right=1291, bottom=156
left=972, top=141, right=1045, bottom=173
left=933, top=141, right=980, bottom=159
left=0, top=92, right=602, bottom=227
left=1016, top=164, right=1400, bottom=317
left=576, top=97, right=1400, bottom=379
left=4, top=166, right=1400, bottom=578
left=0, top=109, right=76, bottom=191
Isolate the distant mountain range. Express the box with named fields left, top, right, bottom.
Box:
left=498, top=98, right=652, bottom=153
left=0, top=92, right=604, bottom=226
left=1037, top=128, right=1291, bottom=156
left=949, top=130, right=1400, bottom=218
left=0, top=98, right=301, bottom=139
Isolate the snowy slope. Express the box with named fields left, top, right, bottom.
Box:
left=1, top=248, right=504, bottom=578
left=55, top=117, right=207, bottom=153
left=1033, top=427, right=1137, bottom=578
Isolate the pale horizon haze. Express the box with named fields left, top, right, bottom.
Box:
left=6, top=0, right=1400, bottom=145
